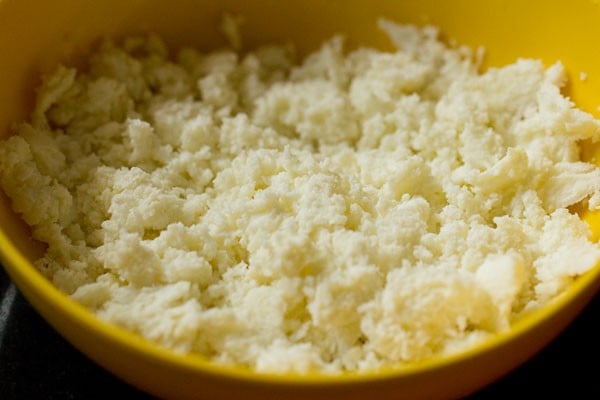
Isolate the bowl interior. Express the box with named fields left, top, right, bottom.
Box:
left=2, top=0, right=600, bottom=399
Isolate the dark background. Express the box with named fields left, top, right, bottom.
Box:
left=1, top=265, right=599, bottom=400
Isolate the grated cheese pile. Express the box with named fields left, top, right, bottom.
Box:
left=2, top=20, right=600, bottom=372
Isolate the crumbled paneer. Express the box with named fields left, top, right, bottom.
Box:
left=2, top=20, right=600, bottom=373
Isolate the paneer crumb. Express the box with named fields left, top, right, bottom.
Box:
left=2, top=20, right=600, bottom=373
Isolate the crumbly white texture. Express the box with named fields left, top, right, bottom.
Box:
left=2, top=20, right=600, bottom=373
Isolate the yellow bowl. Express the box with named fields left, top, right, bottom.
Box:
left=2, top=0, right=600, bottom=399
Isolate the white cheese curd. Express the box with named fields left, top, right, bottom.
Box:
left=2, top=20, right=600, bottom=372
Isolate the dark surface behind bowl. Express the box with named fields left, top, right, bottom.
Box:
left=1, top=264, right=599, bottom=399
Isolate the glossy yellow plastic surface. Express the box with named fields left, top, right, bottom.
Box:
left=2, top=1, right=600, bottom=399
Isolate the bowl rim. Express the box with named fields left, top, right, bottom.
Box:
left=1, top=222, right=600, bottom=386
